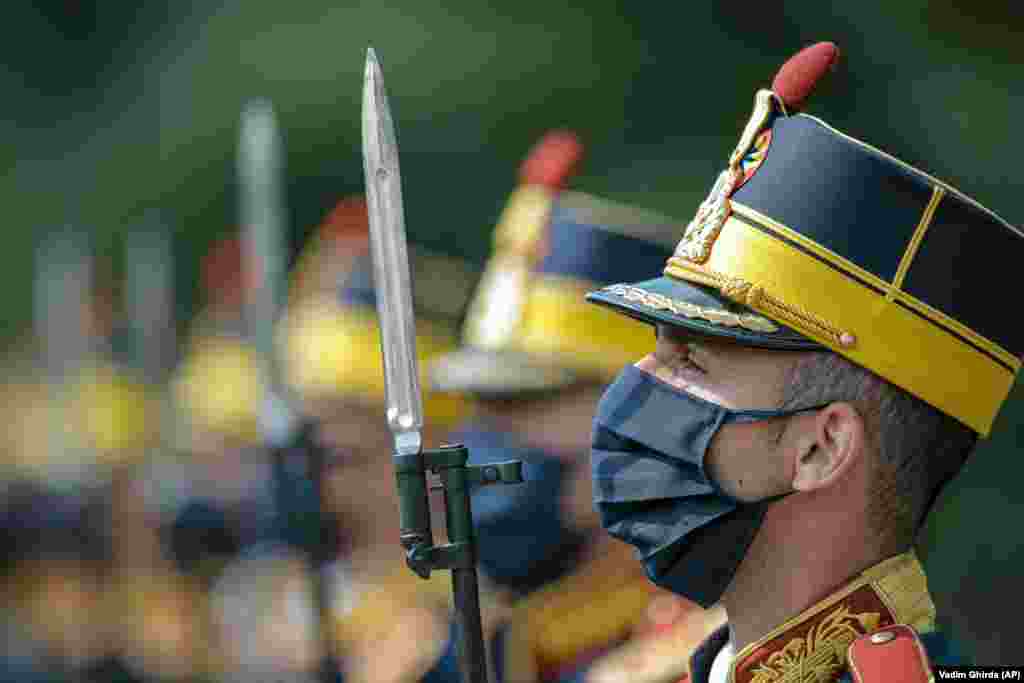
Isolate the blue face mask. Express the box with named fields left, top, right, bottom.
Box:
left=454, top=427, right=588, bottom=595
left=591, top=365, right=815, bottom=608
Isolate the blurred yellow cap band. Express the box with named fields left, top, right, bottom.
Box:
left=172, top=338, right=264, bottom=444
left=515, top=274, right=656, bottom=380
left=279, top=296, right=468, bottom=429
left=69, top=363, right=160, bottom=456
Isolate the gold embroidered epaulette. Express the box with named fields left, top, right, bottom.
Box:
left=729, top=551, right=936, bottom=683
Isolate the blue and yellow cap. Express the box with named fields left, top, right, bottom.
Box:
left=279, top=198, right=475, bottom=429
left=430, top=131, right=677, bottom=395
left=586, top=43, right=1022, bottom=435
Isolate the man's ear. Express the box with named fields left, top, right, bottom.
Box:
left=791, top=402, right=865, bottom=492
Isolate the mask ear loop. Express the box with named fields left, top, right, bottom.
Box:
left=723, top=402, right=831, bottom=424
left=714, top=404, right=831, bottom=505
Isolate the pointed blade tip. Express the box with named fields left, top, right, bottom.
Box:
left=243, top=97, right=273, bottom=114
left=364, top=47, right=381, bottom=85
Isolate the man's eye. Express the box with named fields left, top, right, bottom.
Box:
left=682, top=354, right=705, bottom=372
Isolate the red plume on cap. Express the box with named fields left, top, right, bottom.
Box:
left=772, top=42, right=841, bottom=111
left=288, top=196, right=371, bottom=300
left=518, top=130, right=585, bottom=190
left=202, top=237, right=248, bottom=306
left=318, top=196, right=371, bottom=264
left=320, top=196, right=370, bottom=244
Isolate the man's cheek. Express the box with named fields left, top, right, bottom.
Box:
left=706, top=427, right=779, bottom=502
left=703, top=436, right=741, bottom=498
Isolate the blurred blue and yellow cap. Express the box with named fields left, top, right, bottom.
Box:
left=430, top=131, right=678, bottom=395
left=279, top=198, right=477, bottom=429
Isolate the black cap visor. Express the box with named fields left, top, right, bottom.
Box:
left=586, top=275, right=825, bottom=351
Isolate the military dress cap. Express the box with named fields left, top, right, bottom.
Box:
left=587, top=42, right=1023, bottom=435
left=430, top=131, right=678, bottom=395
left=278, top=196, right=475, bottom=428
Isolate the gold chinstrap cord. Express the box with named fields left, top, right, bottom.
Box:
left=664, top=256, right=856, bottom=348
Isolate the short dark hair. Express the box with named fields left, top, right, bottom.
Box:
left=779, top=352, right=977, bottom=547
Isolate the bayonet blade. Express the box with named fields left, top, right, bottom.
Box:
left=362, top=47, right=423, bottom=455
left=125, top=216, right=175, bottom=384
left=240, top=99, right=287, bottom=366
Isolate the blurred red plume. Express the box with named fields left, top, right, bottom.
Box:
left=202, top=237, right=246, bottom=300
left=518, top=130, right=585, bottom=189
left=320, top=196, right=370, bottom=245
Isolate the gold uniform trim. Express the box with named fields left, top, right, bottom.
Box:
left=601, top=283, right=780, bottom=333
left=675, top=90, right=781, bottom=264
left=663, top=208, right=1017, bottom=434
left=666, top=257, right=853, bottom=347
left=732, top=551, right=935, bottom=683
left=726, top=201, right=1019, bottom=369
left=728, top=202, right=892, bottom=293
left=888, top=187, right=945, bottom=301
left=747, top=605, right=882, bottom=683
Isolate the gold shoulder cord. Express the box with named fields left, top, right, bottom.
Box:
left=662, top=259, right=854, bottom=348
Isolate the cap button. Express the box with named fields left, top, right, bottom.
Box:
left=869, top=630, right=896, bottom=644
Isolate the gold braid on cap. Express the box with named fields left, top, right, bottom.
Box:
left=667, top=258, right=855, bottom=348
left=675, top=90, right=783, bottom=264
left=602, top=284, right=779, bottom=334
left=665, top=89, right=856, bottom=349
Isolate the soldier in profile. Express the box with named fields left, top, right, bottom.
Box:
left=583, top=42, right=1017, bottom=681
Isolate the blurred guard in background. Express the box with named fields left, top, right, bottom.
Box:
left=170, top=236, right=278, bottom=578
left=198, top=204, right=366, bottom=683
left=428, top=131, right=724, bottom=683
left=277, top=196, right=477, bottom=683
left=172, top=234, right=319, bottom=680
left=107, top=223, right=212, bottom=683
left=2, top=226, right=205, bottom=683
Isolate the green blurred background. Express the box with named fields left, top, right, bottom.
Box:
left=2, top=0, right=1021, bottom=662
